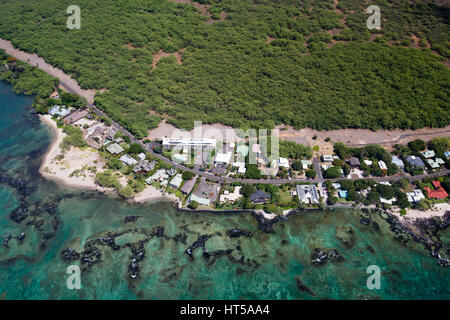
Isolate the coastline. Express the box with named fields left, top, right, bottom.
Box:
left=38, top=115, right=449, bottom=221
left=39, top=114, right=182, bottom=204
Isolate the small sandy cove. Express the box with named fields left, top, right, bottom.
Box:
left=39, top=115, right=179, bottom=204
left=39, top=115, right=105, bottom=190
left=391, top=203, right=450, bottom=222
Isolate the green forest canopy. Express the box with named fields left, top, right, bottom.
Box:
left=0, top=0, right=448, bottom=139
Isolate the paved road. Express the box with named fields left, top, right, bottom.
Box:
left=85, top=104, right=449, bottom=185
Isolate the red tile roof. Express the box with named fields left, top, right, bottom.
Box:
left=425, top=183, right=449, bottom=199
left=432, top=180, right=441, bottom=188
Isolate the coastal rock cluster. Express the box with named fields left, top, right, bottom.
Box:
left=251, top=211, right=279, bottom=233
left=311, top=248, right=344, bottom=265
left=226, top=228, right=251, bottom=238
left=0, top=172, right=36, bottom=198
left=1, top=170, right=62, bottom=253
left=59, top=216, right=266, bottom=283
left=2, top=233, right=26, bottom=249
left=386, top=211, right=450, bottom=267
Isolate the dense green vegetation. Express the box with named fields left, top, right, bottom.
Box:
left=61, top=125, right=86, bottom=150
left=0, top=1, right=448, bottom=138
left=279, top=140, right=313, bottom=159
left=0, top=50, right=57, bottom=97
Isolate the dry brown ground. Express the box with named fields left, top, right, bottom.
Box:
left=152, top=48, right=186, bottom=69
left=146, top=121, right=450, bottom=156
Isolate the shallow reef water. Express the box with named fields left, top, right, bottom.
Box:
left=0, top=81, right=449, bottom=300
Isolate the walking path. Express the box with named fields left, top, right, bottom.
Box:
left=0, top=38, right=97, bottom=104
left=1, top=37, right=449, bottom=186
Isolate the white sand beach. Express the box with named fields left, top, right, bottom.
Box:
left=133, top=185, right=180, bottom=205
left=39, top=115, right=182, bottom=203
left=39, top=115, right=105, bottom=190
left=391, top=202, right=450, bottom=222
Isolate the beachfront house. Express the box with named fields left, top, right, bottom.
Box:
left=106, top=143, right=124, bottom=155
left=146, top=169, right=169, bottom=184
left=133, top=160, right=155, bottom=174
left=296, top=185, right=319, bottom=204
left=169, top=174, right=183, bottom=189
left=219, top=186, right=242, bottom=203
left=49, top=105, right=71, bottom=118
left=249, top=190, right=271, bottom=204
left=120, top=155, right=137, bottom=166
left=189, top=194, right=211, bottom=207
left=63, top=109, right=88, bottom=125
left=424, top=181, right=448, bottom=200
left=180, top=178, right=196, bottom=194
left=406, top=189, right=425, bottom=203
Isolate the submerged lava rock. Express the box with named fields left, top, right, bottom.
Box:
left=0, top=174, right=36, bottom=197
left=185, top=235, right=210, bottom=259
left=124, top=216, right=140, bottom=223
left=128, top=242, right=146, bottom=279
left=226, top=228, right=251, bottom=238
left=327, top=249, right=344, bottom=262
left=311, top=248, right=344, bottom=265
left=61, top=248, right=80, bottom=262
left=295, top=276, right=316, bottom=296
left=9, top=203, right=28, bottom=223
left=311, top=248, right=329, bottom=265
left=251, top=212, right=279, bottom=233
left=3, top=234, right=12, bottom=248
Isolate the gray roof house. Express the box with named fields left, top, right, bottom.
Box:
left=249, top=190, right=271, bottom=204
left=349, top=157, right=360, bottom=167
left=391, top=156, right=404, bottom=169
left=296, top=185, right=320, bottom=204
left=133, top=160, right=156, bottom=173
left=106, top=143, right=124, bottom=155
left=180, top=178, right=196, bottom=194
left=406, top=155, right=425, bottom=168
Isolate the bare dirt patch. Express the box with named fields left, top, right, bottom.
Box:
left=152, top=48, right=186, bottom=69
left=276, top=125, right=450, bottom=151
left=124, top=43, right=136, bottom=50
left=267, top=36, right=276, bottom=44
left=411, top=34, right=420, bottom=48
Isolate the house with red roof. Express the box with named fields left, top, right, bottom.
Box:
left=424, top=181, right=448, bottom=200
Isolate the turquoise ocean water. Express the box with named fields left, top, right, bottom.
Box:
left=0, top=80, right=448, bottom=300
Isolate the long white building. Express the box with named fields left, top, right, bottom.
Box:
left=162, top=138, right=216, bottom=150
